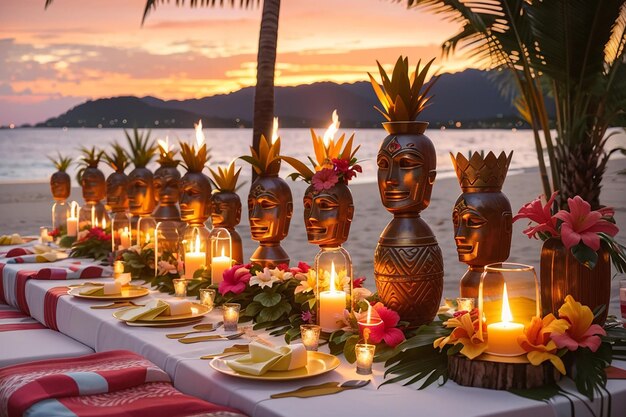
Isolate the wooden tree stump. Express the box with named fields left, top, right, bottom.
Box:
left=448, top=354, right=560, bottom=390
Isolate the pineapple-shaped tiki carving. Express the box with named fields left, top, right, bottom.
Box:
left=77, top=147, right=108, bottom=229
left=153, top=138, right=181, bottom=222
left=370, top=57, right=444, bottom=327
left=451, top=151, right=513, bottom=299
left=104, top=143, right=130, bottom=214
left=49, top=153, right=72, bottom=231
left=209, top=160, right=244, bottom=264
left=241, top=118, right=293, bottom=267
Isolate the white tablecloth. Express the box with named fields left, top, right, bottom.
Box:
left=2, top=260, right=624, bottom=417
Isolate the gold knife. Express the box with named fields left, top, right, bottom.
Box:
left=270, top=380, right=370, bottom=399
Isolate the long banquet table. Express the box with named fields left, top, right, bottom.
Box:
left=1, top=249, right=625, bottom=417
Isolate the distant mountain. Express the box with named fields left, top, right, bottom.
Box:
left=35, top=69, right=526, bottom=129
left=36, top=96, right=247, bottom=128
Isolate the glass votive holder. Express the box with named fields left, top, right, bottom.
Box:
left=173, top=278, right=188, bottom=298
left=300, top=324, right=321, bottom=351
left=199, top=288, right=216, bottom=311
left=40, top=226, right=51, bottom=244
left=355, top=343, right=376, bottom=375
left=223, top=303, right=241, bottom=331
left=113, top=260, right=125, bottom=278
left=456, top=297, right=475, bottom=312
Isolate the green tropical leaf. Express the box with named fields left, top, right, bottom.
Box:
left=571, top=243, right=598, bottom=269
left=257, top=301, right=291, bottom=323
left=343, top=335, right=360, bottom=364
left=573, top=344, right=611, bottom=400
left=254, top=291, right=282, bottom=307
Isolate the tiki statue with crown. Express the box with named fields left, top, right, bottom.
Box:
left=451, top=151, right=513, bottom=299
left=153, top=138, right=181, bottom=222
left=209, top=160, right=244, bottom=264
left=370, top=56, right=444, bottom=327
left=241, top=118, right=293, bottom=267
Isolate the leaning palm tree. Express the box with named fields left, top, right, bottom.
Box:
left=399, top=0, right=626, bottom=209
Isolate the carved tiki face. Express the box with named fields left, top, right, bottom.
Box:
left=303, top=183, right=354, bottom=247
left=106, top=172, right=129, bottom=212
left=377, top=135, right=436, bottom=214
left=453, top=193, right=512, bottom=266
left=50, top=171, right=71, bottom=201
left=127, top=167, right=155, bottom=217
left=211, top=191, right=241, bottom=229
left=179, top=172, right=212, bottom=224
left=81, top=167, right=106, bottom=204
left=153, top=166, right=181, bottom=205
left=248, top=176, right=293, bottom=242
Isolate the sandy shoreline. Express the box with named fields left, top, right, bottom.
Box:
left=1, top=159, right=625, bottom=314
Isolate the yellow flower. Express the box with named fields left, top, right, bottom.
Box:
left=551, top=295, right=606, bottom=352
left=433, top=313, right=487, bottom=360
left=517, top=314, right=569, bottom=374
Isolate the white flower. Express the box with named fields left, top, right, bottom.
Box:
left=249, top=267, right=280, bottom=289
left=271, top=267, right=293, bottom=281
left=353, top=287, right=372, bottom=303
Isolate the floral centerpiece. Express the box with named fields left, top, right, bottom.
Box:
left=69, top=226, right=112, bottom=261
left=513, top=192, right=625, bottom=321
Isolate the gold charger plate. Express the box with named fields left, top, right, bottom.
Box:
left=210, top=351, right=340, bottom=381
left=68, top=285, right=149, bottom=301
left=113, top=303, right=210, bottom=323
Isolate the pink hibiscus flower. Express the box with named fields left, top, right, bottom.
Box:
left=218, top=264, right=251, bottom=295
left=367, top=302, right=405, bottom=348
left=332, top=158, right=350, bottom=173
left=550, top=295, right=606, bottom=352
left=513, top=191, right=559, bottom=239
left=554, top=196, right=618, bottom=250
left=312, top=168, right=339, bottom=191
left=353, top=276, right=366, bottom=288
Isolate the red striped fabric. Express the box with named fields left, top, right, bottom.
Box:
left=43, top=286, right=69, bottom=331
left=15, top=270, right=36, bottom=315
left=0, top=263, right=6, bottom=304
left=0, top=323, right=46, bottom=332
left=4, top=248, right=33, bottom=258
left=0, top=311, right=27, bottom=319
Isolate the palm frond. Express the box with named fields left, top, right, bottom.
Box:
left=142, top=0, right=260, bottom=24
left=48, top=152, right=72, bottom=172
left=125, top=128, right=156, bottom=168
left=104, top=143, right=129, bottom=172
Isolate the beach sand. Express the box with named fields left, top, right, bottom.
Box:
left=1, top=159, right=625, bottom=315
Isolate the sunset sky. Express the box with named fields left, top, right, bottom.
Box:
left=0, top=0, right=470, bottom=125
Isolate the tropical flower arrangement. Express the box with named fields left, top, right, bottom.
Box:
left=116, top=243, right=155, bottom=281
left=69, top=226, right=112, bottom=261
left=513, top=192, right=626, bottom=271
left=214, top=261, right=408, bottom=362
left=281, top=110, right=361, bottom=190
left=381, top=295, right=626, bottom=403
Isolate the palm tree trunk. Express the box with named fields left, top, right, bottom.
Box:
left=252, top=0, right=280, bottom=182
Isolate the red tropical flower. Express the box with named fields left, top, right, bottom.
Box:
left=218, top=264, right=251, bottom=295
left=312, top=168, right=339, bottom=191
left=554, top=196, right=618, bottom=250
left=513, top=191, right=559, bottom=238
left=367, top=302, right=405, bottom=348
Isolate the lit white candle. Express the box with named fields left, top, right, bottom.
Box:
left=355, top=343, right=375, bottom=375
left=119, top=227, right=131, bottom=248
left=319, top=262, right=346, bottom=332
left=67, top=202, right=79, bottom=237
left=91, top=205, right=96, bottom=228
left=211, top=247, right=231, bottom=285
left=184, top=234, right=206, bottom=279
left=173, top=278, right=188, bottom=297
left=223, top=303, right=240, bottom=331
left=486, top=283, right=525, bottom=356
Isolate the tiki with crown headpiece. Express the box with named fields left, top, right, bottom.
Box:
left=451, top=151, right=513, bottom=298
left=77, top=146, right=109, bottom=229
left=241, top=118, right=293, bottom=267
left=104, top=143, right=129, bottom=214
left=370, top=56, right=444, bottom=327
left=49, top=153, right=72, bottom=231
left=153, top=137, right=181, bottom=222
left=209, top=160, right=244, bottom=264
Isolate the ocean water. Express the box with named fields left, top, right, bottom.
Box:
left=1, top=127, right=624, bottom=184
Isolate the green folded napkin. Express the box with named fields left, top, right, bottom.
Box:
left=80, top=282, right=121, bottom=296
left=118, top=299, right=192, bottom=322
left=226, top=342, right=307, bottom=376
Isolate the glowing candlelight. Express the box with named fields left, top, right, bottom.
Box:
left=355, top=343, right=375, bottom=375
left=323, top=109, right=340, bottom=147
left=113, top=260, right=125, bottom=277
left=91, top=205, right=96, bottom=228
left=119, top=226, right=131, bottom=249
left=199, top=288, right=216, bottom=311
left=486, top=283, right=525, bottom=356
left=271, top=117, right=279, bottom=144
left=357, top=302, right=383, bottom=342
left=223, top=303, right=241, bottom=331
left=158, top=136, right=170, bottom=153
left=194, top=120, right=205, bottom=147
left=173, top=278, right=188, bottom=298
left=101, top=217, right=107, bottom=230
left=319, top=261, right=347, bottom=332
left=211, top=247, right=231, bottom=285
left=67, top=201, right=79, bottom=237
left=300, top=324, right=321, bottom=351
left=184, top=233, right=206, bottom=279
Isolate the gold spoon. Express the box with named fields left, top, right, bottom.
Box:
left=165, top=321, right=223, bottom=339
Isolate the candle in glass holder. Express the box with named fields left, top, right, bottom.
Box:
left=184, top=234, right=206, bottom=279
left=113, top=260, right=125, bottom=278
left=300, top=324, right=321, bottom=351
left=119, top=227, right=131, bottom=248
left=199, top=288, right=216, bottom=311
left=211, top=247, right=231, bottom=285
left=39, top=227, right=51, bottom=244
left=486, top=283, right=525, bottom=356
left=319, top=262, right=346, bottom=332
left=173, top=278, right=188, bottom=298
left=355, top=343, right=375, bottom=375
left=357, top=304, right=383, bottom=341
left=223, top=303, right=240, bottom=331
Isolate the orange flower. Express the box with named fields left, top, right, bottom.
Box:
left=518, top=314, right=569, bottom=374
left=551, top=295, right=606, bottom=352
left=434, top=312, right=487, bottom=359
